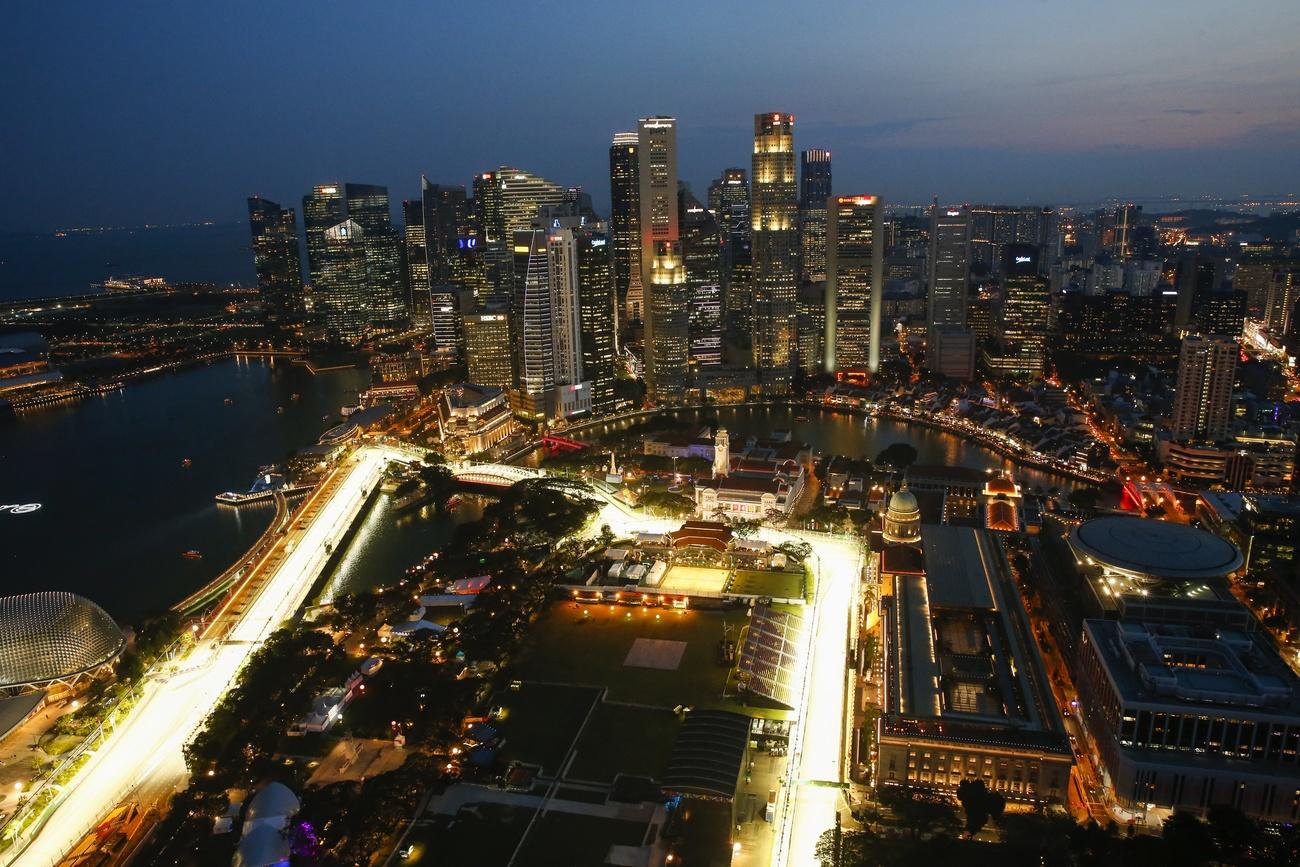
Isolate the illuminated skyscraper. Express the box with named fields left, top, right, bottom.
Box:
left=463, top=309, right=513, bottom=390
left=497, top=167, right=567, bottom=235
left=302, top=183, right=345, bottom=286
left=926, top=203, right=971, bottom=347
left=317, top=219, right=370, bottom=344
left=364, top=223, right=407, bottom=334
left=638, top=116, right=689, bottom=401
left=825, top=195, right=884, bottom=374
left=402, top=198, right=431, bottom=329
left=246, top=196, right=303, bottom=320
left=799, top=149, right=832, bottom=283
left=574, top=223, right=618, bottom=415
left=990, top=244, right=1050, bottom=377
left=1170, top=334, right=1237, bottom=443
left=609, top=132, right=642, bottom=322
left=751, top=112, right=799, bottom=393
left=708, top=168, right=750, bottom=247
left=681, top=189, right=724, bottom=368
left=513, top=229, right=553, bottom=418
left=473, top=171, right=506, bottom=248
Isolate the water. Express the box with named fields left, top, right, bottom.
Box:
left=0, top=224, right=254, bottom=301
left=0, top=357, right=367, bottom=621
left=557, top=404, right=1071, bottom=492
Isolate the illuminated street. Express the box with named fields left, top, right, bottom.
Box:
left=9, top=446, right=394, bottom=867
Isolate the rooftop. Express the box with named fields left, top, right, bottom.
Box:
left=1069, top=516, right=1243, bottom=580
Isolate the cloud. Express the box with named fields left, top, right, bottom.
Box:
left=1166, top=108, right=1207, bottom=116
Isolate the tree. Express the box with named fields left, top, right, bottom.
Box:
left=730, top=518, right=762, bottom=538
left=1161, top=811, right=1214, bottom=867
left=1068, top=487, right=1101, bottom=511
left=955, top=778, right=1004, bottom=837
left=875, top=442, right=919, bottom=469
left=876, top=785, right=960, bottom=840
left=1205, top=804, right=1258, bottom=863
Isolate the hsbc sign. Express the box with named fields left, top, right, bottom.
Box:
left=0, top=503, right=41, bottom=515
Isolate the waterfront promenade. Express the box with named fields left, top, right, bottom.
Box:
left=7, top=445, right=396, bottom=867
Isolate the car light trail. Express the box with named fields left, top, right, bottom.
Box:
left=8, top=447, right=393, bottom=867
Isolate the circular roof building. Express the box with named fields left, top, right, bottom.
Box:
left=882, top=486, right=922, bottom=546
left=1068, top=516, right=1243, bottom=582
left=0, top=592, right=126, bottom=692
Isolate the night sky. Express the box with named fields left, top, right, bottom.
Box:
left=4, top=0, right=1299, bottom=230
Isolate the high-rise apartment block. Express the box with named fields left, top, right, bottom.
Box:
left=1170, top=334, right=1238, bottom=443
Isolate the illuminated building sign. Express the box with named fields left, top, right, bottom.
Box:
left=1015, top=255, right=1032, bottom=264
left=0, top=503, right=41, bottom=515
left=457, top=237, right=478, bottom=249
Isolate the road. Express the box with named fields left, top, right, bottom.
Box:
left=588, top=493, right=861, bottom=867
left=9, top=446, right=395, bottom=867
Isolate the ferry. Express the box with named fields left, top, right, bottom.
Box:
left=276, top=406, right=285, bottom=414
left=340, top=403, right=363, bottom=417
left=224, top=397, right=234, bottom=406
left=182, top=550, right=203, bottom=560
left=181, top=458, right=193, bottom=468
left=291, top=393, right=301, bottom=401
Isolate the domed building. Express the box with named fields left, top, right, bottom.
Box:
left=881, top=486, right=921, bottom=545
left=0, top=591, right=125, bottom=693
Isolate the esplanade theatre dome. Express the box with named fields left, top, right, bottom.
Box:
left=0, top=592, right=126, bottom=691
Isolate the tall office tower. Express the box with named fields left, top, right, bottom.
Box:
left=681, top=190, right=724, bottom=368
left=799, top=149, right=832, bottom=283
left=1170, top=334, right=1238, bottom=442
left=497, top=167, right=567, bottom=235
left=751, top=112, right=800, bottom=393
left=342, top=183, right=391, bottom=233
left=995, top=244, right=1050, bottom=376
left=429, top=285, right=468, bottom=356
left=969, top=205, right=1050, bottom=274
left=574, top=223, right=618, bottom=415
left=708, top=168, right=750, bottom=246
left=609, top=132, right=643, bottom=321
left=825, top=195, right=884, bottom=374
left=1234, top=256, right=1300, bottom=335
left=463, top=309, right=514, bottom=390
left=638, top=116, right=688, bottom=401
left=363, top=224, right=407, bottom=334
left=727, top=239, right=753, bottom=331
left=302, top=183, right=345, bottom=285
left=316, top=219, right=370, bottom=344
left=926, top=203, right=971, bottom=348
left=473, top=171, right=506, bottom=249
left=1175, top=253, right=1225, bottom=333
left=402, top=198, right=432, bottom=329
left=796, top=281, right=826, bottom=375
left=421, top=178, right=470, bottom=282
left=1201, top=290, right=1248, bottom=340
left=246, top=196, right=303, bottom=320
left=1111, top=203, right=1141, bottom=259
left=545, top=229, right=585, bottom=391
left=513, top=229, right=554, bottom=419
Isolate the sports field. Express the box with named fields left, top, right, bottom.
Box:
left=658, top=564, right=731, bottom=595
left=726, top=568, right=807, bottom=601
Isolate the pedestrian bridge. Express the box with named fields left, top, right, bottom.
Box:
left=451, top=463, right=546, bottom=488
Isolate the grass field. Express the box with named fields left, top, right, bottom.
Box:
left=726, top=568, right=806, bottom=601
left=513, top=602, right=755, bottom=712
left=493, top=682, right=600, bottom=775
left=403, top=802, right=531, bottom=867
left=567, top=702, right=681, bottom=783
left=659, top=564, right=731, bottom=595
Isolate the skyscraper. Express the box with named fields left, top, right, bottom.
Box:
left=1170, top=334, right=1238, bottom=442
left=513, top=228, right=553, bottom=420
left=799, top=149, right=832, bottom=284
left=1234, top=256, right=1299, bottom=336
left=317, top=219, right=370, bottom=344
left=638, top=116, right=689, bottom=402
left=421, top=178, right=470, bottom=283
left=825, top=195, right=884, bottom=374
left=681, top=189, right=724, bottom=368
left=926, top=203, right=971, bottom=347
left=708, top=168, right=750, bottom=247
left=497, top=167, right=567, bottom=235
left=463, top=310, right=513, bottom=390
left=992, top=244, right=1050, bottom=377
left=302, top=183, right=345, bottom=286
left=402, top=197, right=432, bottom=329
left=574, top=223, right=618, bottom=415
left=751, top=112, right=799, bottom=393
left=246, top=196, right=303, bottom=321
left=609, top=132, right=642, bottom=322
left=364, top=223, right=407, bottom=334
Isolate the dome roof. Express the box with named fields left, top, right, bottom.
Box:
left=233, top=824, right=290, bottom=867
left=0, top=592, right=125, bottom=690
left=986, top=475, right=1017, bottom=495
left=887, top=487, right=919, bottom=516
left=1068, top=516, right=1243, bottom=580
left=245, top=782, right=300, bottom=824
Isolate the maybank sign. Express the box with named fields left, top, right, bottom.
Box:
left=0, top=503, right=41, bottom=515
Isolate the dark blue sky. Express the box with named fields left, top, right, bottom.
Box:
left=4, top=0, right=1298, bottom=231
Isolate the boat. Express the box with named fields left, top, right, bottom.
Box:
left=181, top=458, right=193, bottom=468
left=340, top=403, right=362, bottom=417
left=276, top=406, right=285, bottom=414
left=182, top=550, right=203, bottom=560
left=291, top=393, right=301, bottom=401
left=224, top=397, right=234, bottom=406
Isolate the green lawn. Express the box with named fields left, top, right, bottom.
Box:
left=512, top=602, right=758, bottom=712
left=492, top=682, right=600, bottom=775
left=402, top=803, right=531, bottom=867
left=567, top=702, right=681, bottom=783
left=727, top=569, right=806, bottom=601
left=511, top=812, right=651, bottom=867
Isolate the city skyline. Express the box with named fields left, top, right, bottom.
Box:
left=5, top=1, right=1300, bottom=231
